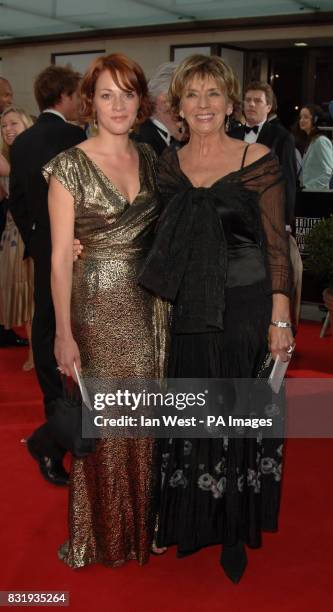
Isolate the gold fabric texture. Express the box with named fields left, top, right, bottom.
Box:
left=44, top=143, right=168, bottom=568
left=0, top=212, right=34, bottom=328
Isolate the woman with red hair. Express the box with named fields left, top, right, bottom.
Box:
left=44, top=54, right=168, bottom=568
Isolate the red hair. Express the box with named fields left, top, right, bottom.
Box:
left=80, top=53, right=152, bottom=124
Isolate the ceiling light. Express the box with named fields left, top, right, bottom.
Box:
left=294, top=42, right=308, bottom=47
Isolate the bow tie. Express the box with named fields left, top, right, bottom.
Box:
left=244, top=125, right=259, bottom=134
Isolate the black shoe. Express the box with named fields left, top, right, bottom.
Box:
left=220, top=542, right=247, bottom=583
left=27, top=439, right=69, bottom=486
left=0, top=328, right=29, bottom=347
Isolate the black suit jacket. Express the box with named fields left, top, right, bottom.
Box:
left=132, top=119, right=167, bottom=156
left=9, top=112, right=86, bottom=256
left=230, top=120, right=297, bottom=225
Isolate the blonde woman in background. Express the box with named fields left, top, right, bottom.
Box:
left=0, top=106, right=34, bottom=370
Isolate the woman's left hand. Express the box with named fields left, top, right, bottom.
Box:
left=268, top=325, right=295, bottom=362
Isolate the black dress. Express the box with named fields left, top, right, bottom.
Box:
left=140, top=146, right=291, bottom=553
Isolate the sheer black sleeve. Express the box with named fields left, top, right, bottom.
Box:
left=242, top=155, right=292, bottom=297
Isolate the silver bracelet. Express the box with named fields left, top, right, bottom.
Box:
left=270, top=320, right=292, bottom=328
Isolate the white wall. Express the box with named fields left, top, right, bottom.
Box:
left=0, top=23, right=333, bottom=114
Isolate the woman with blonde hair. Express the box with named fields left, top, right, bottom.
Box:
left=140, top=55, right=294, bottom=582
left=0, top=106, right=34, bottom=369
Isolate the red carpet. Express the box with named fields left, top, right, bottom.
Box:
left=1, top=322, right=333, bottom=611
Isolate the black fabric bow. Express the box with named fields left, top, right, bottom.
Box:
left=138, top=149, right=262, bottom=334
left=244, top=125, right=259, bottom=134
left=140, top=181, right=228, bottom=333
left=139, top=148, right=283, bottom=335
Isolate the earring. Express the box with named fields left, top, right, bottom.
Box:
left=225, top=114, right=231, bottom=132
left=179, top=110, right=185, bottom=119
left=93, top=112, right=98, bottom=128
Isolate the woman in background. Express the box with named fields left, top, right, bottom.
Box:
left=296, top=104, right=333, bottom=190
left=0, top=106, right=34, bottom=370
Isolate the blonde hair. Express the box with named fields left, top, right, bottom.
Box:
left=169, top=54, right=240, bottom=117
left=1, top=106, right=34, bottom=160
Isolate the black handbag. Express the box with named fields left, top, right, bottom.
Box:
left=256, top=351, right=274, bottom=379
left=47, top=376, right=96, bottom=458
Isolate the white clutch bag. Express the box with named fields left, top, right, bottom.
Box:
left=268, top=354, right=292, bottom=394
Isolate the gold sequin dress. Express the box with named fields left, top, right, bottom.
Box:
left=43, top=143, right=168, bottom=568
left=0, top=177, right=34, bottom=328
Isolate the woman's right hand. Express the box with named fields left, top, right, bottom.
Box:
left=73, top=238, right=83, bottom=261
left=54, top=334, right=81, bottom=382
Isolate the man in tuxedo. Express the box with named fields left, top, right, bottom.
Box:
left=9, top=65, right=86, bottom=485
left=133, top=62, right=181, bottom=154
left=231, top=81, right=302, bottom=327
left=231, top=81, right=297, bottom=227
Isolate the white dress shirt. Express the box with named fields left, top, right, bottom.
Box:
left=151, top=117, right=171, bottom=146
left=42, top=108, right=66, bottom=121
